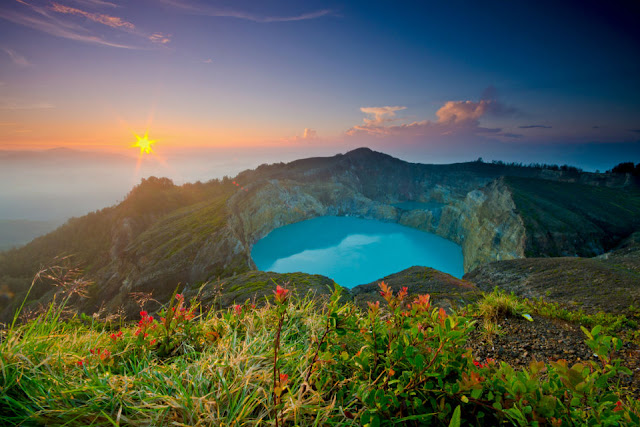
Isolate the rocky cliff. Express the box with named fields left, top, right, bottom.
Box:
left=1, top=148, right=639, bottom=321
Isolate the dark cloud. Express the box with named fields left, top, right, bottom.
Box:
left=518, top=125, right=552, bottom=129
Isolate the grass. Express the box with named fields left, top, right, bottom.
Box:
left=2, top=283, right=640, bottom=426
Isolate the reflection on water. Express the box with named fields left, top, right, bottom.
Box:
left=252, top=216, right=463, bottom=288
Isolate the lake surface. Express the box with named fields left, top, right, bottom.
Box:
left=251, top=216, right=464, bottom=288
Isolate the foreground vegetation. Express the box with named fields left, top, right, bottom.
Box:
left=1, top=278, right=639, bottom=426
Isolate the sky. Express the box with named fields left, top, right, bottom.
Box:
left=1, top=0, right=640, bottom=171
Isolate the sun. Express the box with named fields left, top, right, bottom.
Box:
left=131, top=132, right=157, bottom=155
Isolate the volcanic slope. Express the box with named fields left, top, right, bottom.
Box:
left=1, top=148, right=639, bottom=321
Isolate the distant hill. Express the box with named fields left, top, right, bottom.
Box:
left=1, top=147, right=639, bottom=322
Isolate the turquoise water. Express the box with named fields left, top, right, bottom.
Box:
left=251, top=216, right=464, bottom=288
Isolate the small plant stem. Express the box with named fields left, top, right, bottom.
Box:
left=299, top=317, right=331, bottom=400
left=406, top=340, right=446, bottom=391
left=273, top=309, right=285, bottom=427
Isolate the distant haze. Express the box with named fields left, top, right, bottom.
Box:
left=2, top=144, right=639, bottom=224
left=0, top=146, right=338, bottom=222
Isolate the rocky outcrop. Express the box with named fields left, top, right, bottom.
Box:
left=350, top=266, right=481, bottom=312
left=463, top=237, right=640, bottom=314
left=2, top=147, right=640, bottom=322
left=443, top=179, right=527, bottom=272
left=227, top=171, right=527, bottom=275
left=183, top=270, right=339, bottom=309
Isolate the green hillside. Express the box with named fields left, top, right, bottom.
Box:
left=0, top=177, right=236, bottom=320
left=506, top=177, right=640, bottom=257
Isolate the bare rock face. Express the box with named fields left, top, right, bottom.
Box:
left=227, top=172, right=527, bottom=275
left=455, top=179, right=526, bottom=272
left=2, top=148, right=639, bottom=321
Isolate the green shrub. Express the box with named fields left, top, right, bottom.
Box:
left=1, top=282, right=638, bottom=426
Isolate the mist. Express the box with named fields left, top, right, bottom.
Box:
left=0, top=145, right=340, bottom=223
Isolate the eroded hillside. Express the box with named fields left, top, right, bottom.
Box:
left=1, top=148, right=639, bottom=321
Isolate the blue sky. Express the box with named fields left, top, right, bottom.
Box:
left=1, top=0, right=639, bottom=170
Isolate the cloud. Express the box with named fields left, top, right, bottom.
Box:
left=359, top=106, right=406, bottom=126
left=69, top=0, right=119, bottom=8
left=0, top=1, right=136, bottom=48
left=501, top=133, right=523, bottom=138
left=283, top=128, right=319, bottom=143
left=519, top=125, right=552, bottom=129
left=1, top=0, right=169, bottom=49
left=346, top=98, right=514, bottom=139
left=436, top=100, right=492, bottom=123
left=628, top=129, right=640, bottom=133
left=202, top=58, right=213, bottom=64
left=50, top=2, right=134, bottom=29
left=148, top=32, right=171, bottom=44
left=303, top=128, right=317, bottom=139
left=160, top=0, right=334, bottom=23
left=1, top=47, right=29, bottom=66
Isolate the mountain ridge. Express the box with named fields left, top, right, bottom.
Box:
left=1, top=148, right=639, bottom=322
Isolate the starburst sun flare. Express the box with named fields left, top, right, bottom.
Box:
left=131, top=132, right=157, bottom=155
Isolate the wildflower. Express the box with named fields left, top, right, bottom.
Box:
left=110, top=331, right=123, bottom=341
left=413, top=294, right=431, bottom=312
left=379, top=281, right=393, bottom=301
left=279, top=373, right=289, bottom=385
left=438, top=307, right=447, bottom=325
left=613, top=400, right=623, bottom=412
left=389, top=368, right=395, bottom=376
left=397, top=286, right=408, bottom=302
left=149, top=339, right=157, bottom=345
left=176, top=294, right=184, bottom=300
left=77, top=359, right=84, bottom=366
left=234, top=304, right=242, bottom=315
left=140, top=311, right=148, bottom=317
left=274, top=285, right=289, bottom=304
left=367, top=300, right=380, bottom=318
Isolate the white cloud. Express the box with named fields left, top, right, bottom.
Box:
left=359, top=106, right=406, bottom=126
